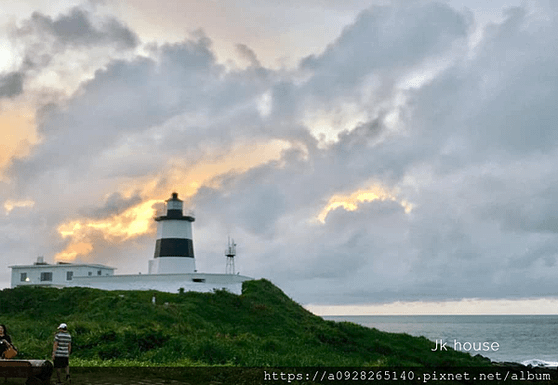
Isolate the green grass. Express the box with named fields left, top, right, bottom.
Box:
left=0, top=279, right=491, bottom=367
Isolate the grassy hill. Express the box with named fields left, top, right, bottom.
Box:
left=0, top=279, right=490, bottom=367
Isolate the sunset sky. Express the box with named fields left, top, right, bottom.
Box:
left=2, top=0, right=558, bottom=314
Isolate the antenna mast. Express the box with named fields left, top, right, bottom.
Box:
left=225, top=237, right=236, bottom=274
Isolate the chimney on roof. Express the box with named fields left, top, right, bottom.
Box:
left=34, top=256, right=47, bottom=265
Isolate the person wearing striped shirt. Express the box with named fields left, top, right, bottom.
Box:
left=52, top=323, right=72, bottom=384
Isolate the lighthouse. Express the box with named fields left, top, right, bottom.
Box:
left=11, top=191, right=254, bottom=293
left=148, top=192, right=196, bottom=274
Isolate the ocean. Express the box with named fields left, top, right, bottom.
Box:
left=323, top=315, right=558, bottom=367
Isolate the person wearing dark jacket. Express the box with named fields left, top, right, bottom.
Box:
left=0, top=324, right=15, bottom=358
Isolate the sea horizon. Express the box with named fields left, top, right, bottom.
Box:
left=322, top=314, right=558, bottom=367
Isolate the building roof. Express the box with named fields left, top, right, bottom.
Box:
left=9, top=262, right=116, bottom=270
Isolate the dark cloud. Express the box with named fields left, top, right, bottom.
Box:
left=18, top=7, right=138, bottom=50
left=80, top=192, right=143, bottom=219
left=299, top=2, right=469, bottom=100
left=408, top=5, right=558, bottom=161
left=7, top=34, right=224, bottom=186
left=3, top=5, right=140, bottom=106
left=0, top=72, right=24, bottom=99
left=236, top=44, right=261, bottom=68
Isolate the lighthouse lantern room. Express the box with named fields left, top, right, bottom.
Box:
left=148, top=192, right=196, bottom=274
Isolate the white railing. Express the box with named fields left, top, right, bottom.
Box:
left=154, top=208, right=195, bottom=218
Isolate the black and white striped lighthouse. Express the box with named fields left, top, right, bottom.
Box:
left=148, top=192, right=196, bottom=274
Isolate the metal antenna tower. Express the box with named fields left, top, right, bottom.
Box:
left=225, top=237, right=236, bottom=274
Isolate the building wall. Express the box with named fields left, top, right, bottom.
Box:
left=70, top=273, right=252, bottom=295
left=9, top=263, right=252, bottom=295
left=10, top=265, right=114, bottom=288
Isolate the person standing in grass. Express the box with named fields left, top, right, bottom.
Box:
left=52, top=323, right=72, bottom=384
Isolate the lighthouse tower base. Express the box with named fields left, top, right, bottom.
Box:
left=148, top=257, right=196, bottom=274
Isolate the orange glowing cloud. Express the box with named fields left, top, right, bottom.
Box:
left=317, top=184, right=413, bottom=223
left=117, top=139, right=293, bottom=200
left=0, top=104, right=39, bottom=181
left=55, top=139, right=293, bottom=261
left=170, top=139, right=291, bottom=188
left=55, top=199, right=159, bottom=262
left=4, top=199, right=35, bottom=214
left=55, top=242, right=94, bottom=261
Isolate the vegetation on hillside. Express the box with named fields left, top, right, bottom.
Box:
left=0, top=279, right=490, bottom=367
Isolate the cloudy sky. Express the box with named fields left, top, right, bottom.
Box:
left=2, top=0, right=558, bottom=314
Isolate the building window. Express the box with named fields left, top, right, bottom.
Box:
left=88, top=272, right=92, bottom=276
left=97, top=270, right=102, bottom=276
left=40, top=272, right=53, bottom=282
left=67, top=271, right=73, bottom=281
left=20, top=273, right=27, bottom=282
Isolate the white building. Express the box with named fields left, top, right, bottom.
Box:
left=10, top=257, right=115, bottom=288
left=9, top=193, right=252, bottom=294
left=70, top=272, right=250, bottom=294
